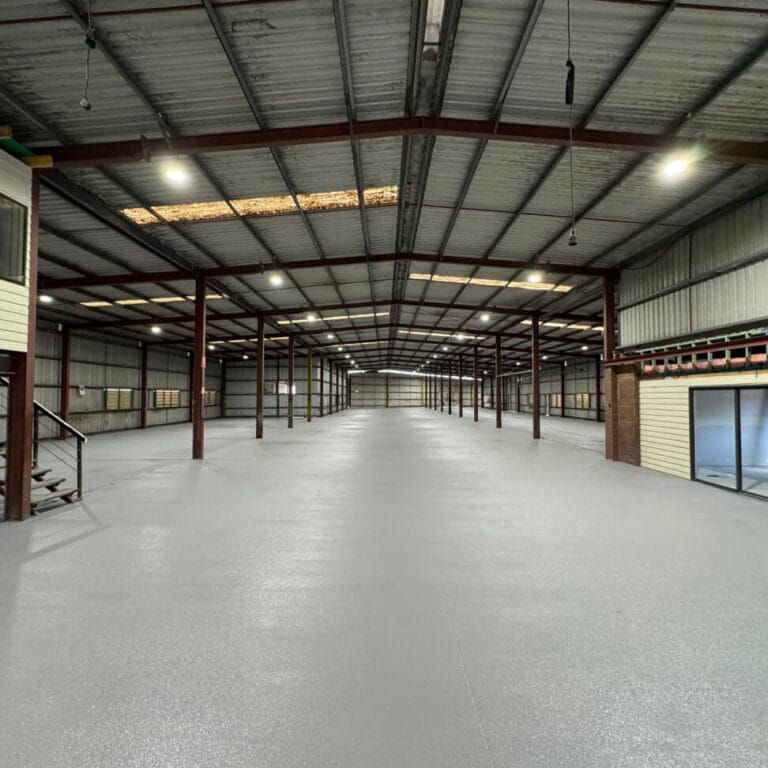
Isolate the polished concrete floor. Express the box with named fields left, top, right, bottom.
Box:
left=1, top=408, right=767, bottom=767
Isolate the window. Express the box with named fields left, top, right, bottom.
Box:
left=154, top=389, right=180, bottom=408
left=104, top=388, right=132, bottom=410
left=551, top=393, right=562, bottom=408
left=0, top=192, right=27, bottom=285
left=203, top=390, right=218, bottom=407
left=574, top=393, right=590, bottom=409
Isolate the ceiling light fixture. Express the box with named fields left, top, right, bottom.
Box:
left=326, top=333, right=334, bottom=340
left=527, top=271, right=544, bottom=284
left=38, top=294, right=54, bottom=304
left=661, top=153, right=691, bottom=181
left=480, top=312, right=491, bottom=322
left=151, top=325, right=162, bottom=335
left=242, top=355, right=249, bottom=360
left=161, top=161, right=189, bottom=186
left=268, top=272, right=284, bottom=287
left=581, top=345, right=589, bottom=351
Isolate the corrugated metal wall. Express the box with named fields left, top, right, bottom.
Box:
left=225, top=357, right=347, bottom=418
left=480, top=360, right=604, bottom=421
left=639, top=369, right=768, bottom=479
left=350, top=374, right=425, bottom=407
left=619, top=192, right=768, bottom=347
left=1, top=323, right=223, bottom=440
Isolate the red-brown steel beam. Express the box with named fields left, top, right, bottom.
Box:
left=140, top=343, right=148, bottom=428
left=220, top=359, right=227, bottom=418
left=495, top=335, right=502, bottom=429
left=256, top=313, right=265, bottom=439
left=38, top=253, right=611, bottom=289
left=5, top=171, right=40, bottom=522
left=319, top=356, right=324, bottom=417
left=191, top=276, right=206, bottom=458
left=58, top=326, right=70, bottom=439
left=458, top=355, right=463, bottom=418
left=532, top=318, right=541, bottom=440
left=287, top=334, right=295, bottom=428
left=74, top=300, right=601, bottom=331
left=40, top=117, right=768, bottom=168
left=473, top=347, right=479, bottom=423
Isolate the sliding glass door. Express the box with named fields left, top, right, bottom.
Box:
left=692, top=389, right=738, bottom=490
left=740, top=389, right=768, bottom=499
left=691, top=386, right=768, bottom=498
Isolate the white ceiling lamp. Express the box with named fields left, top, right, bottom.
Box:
left=38, top=294, right=54, bottom=304
left=268, top=272, right=284, bottom=287
left=150, top=325, right=162, bottom=335
left=442, top=345, right=449, bottom=351
left=306, top=313, right=317, bottom=322
left=581, top=345, right=589, bottom=351
left=527, top=271, right=544, bottom=284
left=660, top=152, right=695, bottom=181
left=242, top=354, right=249, bottom=360
left=480, top=312, right=491, bottom=322
left=161, top=161, right=189, bottom=187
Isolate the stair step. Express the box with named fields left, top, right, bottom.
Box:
left=0, top=468, right=54, bottom=489
left=31, top=477, right=66, bottom=491
left=32, top=468, right=52, bottom=481
left=30, top=488, right=78, bottom=510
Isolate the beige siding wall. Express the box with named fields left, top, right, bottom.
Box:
left=0, top=153, right=32, bottom=353
left=639, top=370, right=768, bottom=479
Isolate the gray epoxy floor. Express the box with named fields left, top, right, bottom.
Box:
left=1, top=408, right=767, bottom=768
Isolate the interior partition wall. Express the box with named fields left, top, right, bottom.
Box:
left=691, top=385, right=768, bottom=499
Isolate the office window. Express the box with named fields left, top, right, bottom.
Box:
left=551, top=393, right=562, bottom=408
left=203, top=390, right=219, bottom=407
left=574, top=393, right=590, bottom=409
left=0, top=193, right=27, bottom=284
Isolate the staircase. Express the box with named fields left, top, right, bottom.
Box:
left=0, top=380, right=86, bottom=518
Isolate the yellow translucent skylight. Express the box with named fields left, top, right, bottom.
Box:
left=80, top=294, right=225, bottom=309
left=398, top=330, right=483, bottom=341
left=277, top=311, right=389, bottom=325
left=409, top=273, right=573, bottom=293
left=122, top=186, right=399, bottom=225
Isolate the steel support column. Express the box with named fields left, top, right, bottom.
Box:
left=440, top=367, right=445, bottom=412
left=495, top=335, right=502, bottom=429
left=220, top=359, right=226, bottom=418
left=192, top=276, right=207, bottom=458
left=385, top=373, right=390, bottom=408
left=595, top=356, right=602, bottom=422
left=458, top=355, right=463, bottom=417
left=319, top=357, right=325, bottom=417
left=306, top=348, right=313, bottom=422
left=5, top=171, right=39, bottom=522
left=560, top=363, right=566, bottom=418
left=532, top=318, right=541, bottom=440
left=59, top=326, right=70, bottom=439
left=473, top=348, right=479, bottom=422
left=275, top=356, right=281, bottom=417
left=256, top=312, right=265, bottom=439
left=140, top=343, right=148, bottom=428
left=603, top=273, right=619, bottom=459
left=448, top=366, right=452, bottom=415
left=288, top=335, right=295, bottom=428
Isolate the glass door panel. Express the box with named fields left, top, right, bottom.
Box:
left=692, top=389, right=738, bottom=490
left=739, top=389, right=768, bottom=499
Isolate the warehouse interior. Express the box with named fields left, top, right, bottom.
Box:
left=1, top=0, right=768, bottom=765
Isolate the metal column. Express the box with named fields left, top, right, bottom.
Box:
left=140, top=343, right=148, bottom=428
left=306, top=348, right=313, bottom=422
left=256, top=312, right=265, bottom=439
left=319, top=357, right=325, bottom=417
left=560, top=363, right=566, bottom=418
left=288, top=335, right=295, bottom=428
left=440, top=366, right=445, bottom=412
left=59, top=326, right=70, bottom=439
left=220, top=360, right=226, bottom=418
left=192, top=276, right=207, bottom=458
left=595, top=356, right=602, bottom=423
left=473, top=347, right=479, bottom=422
left=448, top=365, right=452, bottom=415
left=5, top=171, right=39, bottom=521
left=275, top=356, right=281, bottom=417
left=495, top=335, right=502, bottom=429
left=603, top=273, right=618, bottom=458
left=532, top=316, right=541, bottom=440
left=458, top=355, right=463, bottom=417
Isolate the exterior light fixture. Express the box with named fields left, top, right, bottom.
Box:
left=161, top=161, right=189, bottom=186
left=151, top=325, right=162, bottom=335
left=38, top=294, right=54, bottom=304
left=268, top=273, right=284, bottom=287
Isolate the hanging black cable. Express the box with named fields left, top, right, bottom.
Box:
left=566, top=0, right=578, bottom=246
left=79, top=0, right=96, bottom=111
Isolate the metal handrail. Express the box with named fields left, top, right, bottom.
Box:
left=1, top=376, right=87, bottom=500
